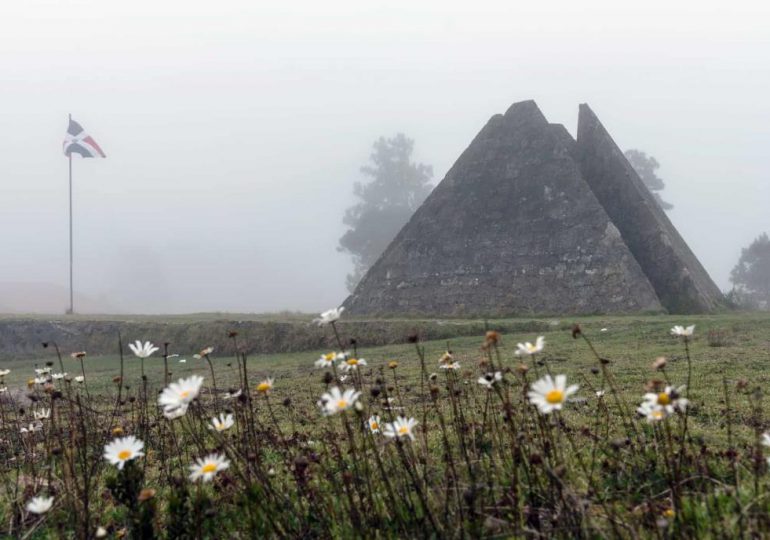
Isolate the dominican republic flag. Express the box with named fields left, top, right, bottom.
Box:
left=63, top=118, right=106, bottom=158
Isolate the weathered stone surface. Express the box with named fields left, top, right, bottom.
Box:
left=576, top=104, right=724, bottom=313
left=343, top=101, right=665, bottom=316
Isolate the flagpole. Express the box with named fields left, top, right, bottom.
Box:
left=68, top=113, right=74, bottom=315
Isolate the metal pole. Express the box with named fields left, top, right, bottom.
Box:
left=68, top=114, right=74, bottom=314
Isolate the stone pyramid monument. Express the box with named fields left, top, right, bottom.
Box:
left=343, top=100, right=723, bottom=316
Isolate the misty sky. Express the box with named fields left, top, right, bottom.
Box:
left=1, top=0, right=769, bottom=314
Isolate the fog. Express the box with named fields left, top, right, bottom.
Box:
left=1, top=0, right=768, bottom=314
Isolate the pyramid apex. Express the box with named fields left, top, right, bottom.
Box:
left=504, top=100, right=547, bottom=124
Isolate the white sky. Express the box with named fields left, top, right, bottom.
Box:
left=0, top=0, right=768, bottom=313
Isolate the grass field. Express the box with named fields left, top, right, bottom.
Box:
left=2, top=311, right=770, bottom=538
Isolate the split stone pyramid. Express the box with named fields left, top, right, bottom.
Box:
left=343, top=101, right=724, bottom=316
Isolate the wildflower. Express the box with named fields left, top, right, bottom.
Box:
left=439, top=351, right=453, bottom=364
left=637, top=402, right=668, bottom=423
left=74, top=375, right=85, bottom=383
left=256, top=378, right=274, bottom=393
left=485, top=330, right=501, bottom=345
left=104, top=436, right=145, bottom=470
left=95, top=526, right=108, bottom=538
left=179, top=358, right=187, bottom=363
left=189, top=453, right=229, bottom=482
left=662, top=508, right=675, bottom=519
left=318, top=387, right=361, bottom=416
left=315, top=352, right=338, bottom=368
left=158, top=375, right=204, bottom=415
left=51, top=372, right=67, bottom=380
left=671, top=325, right=695, bottom=337
left=0, top=369, right=10, bottom=377
left=595, top=390, right=606, bottom=398
left=193, top=346, right=215, bottom=359
left=515, top=336, right=546, bottom=356
left=20, top=422, right=42, bottom=433
left=339, top=358, right=367, bottom=372
left=477, top=371, right=503, bottom=389
left=35, top=367, right=52, bottom=375
left=112, top=426, right=125, bottom=436
left=70, top=351, right=86, bottom=359
left=313, top=306, right=344, bottom=326
left=0, top=387, right=6, bottom=393
left=527, top=374, right=578, bottom=414
left=600, top=328, right=608, bottom=332
left=33, top=408, right=51, bottom=420
left=209, top=413, right=235, bottom=432
left=163, top=406, right=187, bottom=420
left=383, top=416, right=419, bottom=441
left=439, top=362, right=460, bottom=370
left=128, top=340, right=159, bottom=358
left=367, top=415, right=381, bottom=433
left=26, top=495, right=54, bottom=514
left=223, top=389, right=242, bottom=400
left=388, top=361, right=399, bottom=369
left=33, top=376, right=48, bottom=385
left=339, top=375, right=348, bottom=383
left=642, top=385, right=688, bottom=414
left=762, top=433, right=770, bottom=447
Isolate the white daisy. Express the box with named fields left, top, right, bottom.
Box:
left=366, top=415, right=381, bottom=433
left=0, top=369, right=10, bottom=377
left=383, top=416, right=419, bottom=441
left=515, top=336, right=546, bottom=356
left=527, top=374, right=578, bottom=414
left=762, top=433, right=770, bottom=448
left=595, top=390, right=606, bottom=398
left=74, top=375, right=85, bottom=383
left=643, top=386, right=688, bottom=414
left=477, top=371, right=503, bottom=389
left=189, top=453, right=229, bottom=482
left=318, top=387, right=361, bottom=416
left=26, top=495, right=54, bottom=514
left=20, top=422, right=42, bottom=433
left=51, top=372, right=67, bottom=380
left=209, top=413, right=235, bottom=432
left=103, top=436, right=145, bottom=470
left=193, top=346, right=215, bottom=359
left=163, top=405, right=188, bottom=420
left=35, top=367, right=52, bottom=375
left=637, top=401, right=668, bottom=423
left=223, top=389, right=242, bottom=400
left=33, top=408, right=51, bottom=420
left=439, top=362, right=461, bottom=370
left=33, top=376, right=48, bottom=385
left=158, top=375, right=204, bottom=414
left=339, top=357, right=367, bottom=372
left=313, top=307, right=344, bottom=326
left=315, top=352, right=340, bottom=368
left=179, top=358, right=187, bottom=364
left=671, top=325, right=695, bottom=338
left=0, top=387, right=7, bottom=393
left=128, top=340, right=159, bottom=359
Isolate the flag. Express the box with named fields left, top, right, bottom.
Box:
left=63, top=118, right=106, bottom=158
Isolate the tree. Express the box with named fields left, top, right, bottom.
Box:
left=730, top=232, right=770, bottom=309
left=624, top=149, right=673, bottom=211
left=339, top=133, right=433, bottom=292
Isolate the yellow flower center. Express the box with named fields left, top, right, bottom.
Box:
left=257, top=383, right=270, bottom=392
left=657, top=393, right=671, bottom=406
left=545, top=390, right=564, bottom=404
left=180, top=391, right=189, bottom=398
left=370, top=422, right=379, bottom=430
left=337, top=400, right=348, bottom=409
left=202, top=463, right=217, bottom=474
left=118, top=450, right=132, bottom=461
left=652, top=410, right=665, bottom=419
left=398, top=426, right=409, bottom=435
left=347, top=359, right=358, bottom=365
left=324, top=353, right=335, bottom=361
